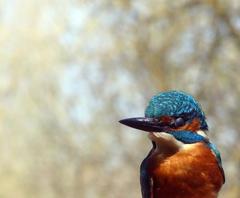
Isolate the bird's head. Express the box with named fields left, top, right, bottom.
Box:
left=119, top=91, right=208, bottom=144
left=120, top=90, right=225, bottom=183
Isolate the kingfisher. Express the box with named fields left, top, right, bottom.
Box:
left=119, top=91, right=225, bottom=198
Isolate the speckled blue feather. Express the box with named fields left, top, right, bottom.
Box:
left=145, top=91, right=208, bottom=130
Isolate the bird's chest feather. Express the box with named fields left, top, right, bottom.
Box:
left=141, top=143, right=223, bottom=198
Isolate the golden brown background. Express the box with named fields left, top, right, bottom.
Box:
left=0, top=0, right=239, bottom=197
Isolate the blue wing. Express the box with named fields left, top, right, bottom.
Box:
left=140, top=145, right=154, bottom=198
left=140, top=157, right=153, bottom=198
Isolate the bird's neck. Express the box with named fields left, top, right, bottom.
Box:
left=148, top=130, right=209, bottom=156
left=149, top=132, right=184, bottom=156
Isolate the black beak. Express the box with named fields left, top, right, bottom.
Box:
left=119, top=117, right=167, bottom=132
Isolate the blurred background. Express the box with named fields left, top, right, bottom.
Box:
left=0, top=0, right=239, bottom=197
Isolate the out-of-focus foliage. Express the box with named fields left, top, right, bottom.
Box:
left=0, top=0, right=239, bottom=197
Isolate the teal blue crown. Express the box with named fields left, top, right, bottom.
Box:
left=145, top=91, right=208, bottom=130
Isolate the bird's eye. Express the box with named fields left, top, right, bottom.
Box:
left=174, top=117, right=185, bottom=127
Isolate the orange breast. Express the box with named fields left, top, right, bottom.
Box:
left=145, top=143, right=224, bottom=198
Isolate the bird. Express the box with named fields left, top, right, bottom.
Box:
left=119, top=90, right=225, bottom=198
